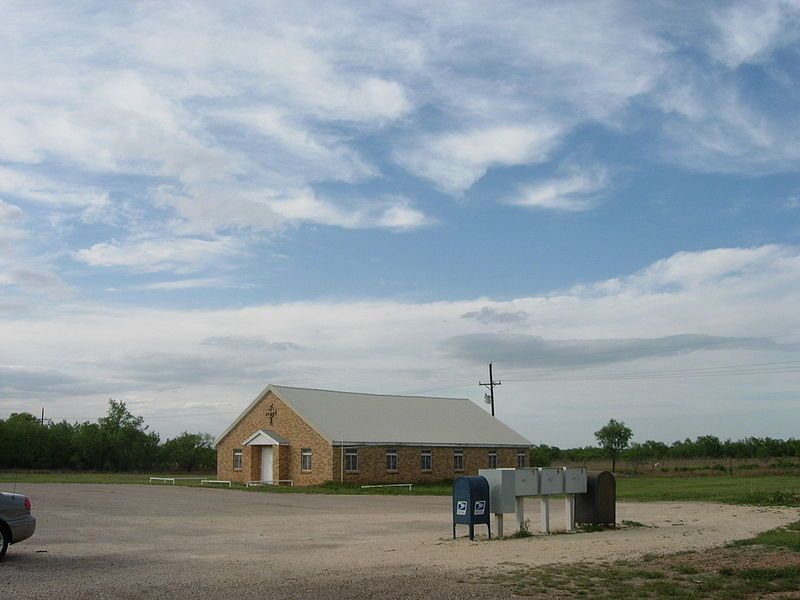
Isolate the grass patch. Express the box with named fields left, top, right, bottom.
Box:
left=733, top=520, right=800, bottom=552
left=577, top=523, right=609, bottom=533
left=477, top=522, right=800, bottom=599
left=620, top=519, right=646, bottom=528
left=0, top=471, right=452, bottom=495
left=618, top=475, right=800, bottom=506
left=0, top=471, right=215, bottom=485
left=508, top=519, right=533, bottom=538
left=238, top=480, right=452, bottom=495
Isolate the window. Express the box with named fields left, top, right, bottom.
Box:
left=301, top=448, right=312, bottom=472
left=233, top=449, right=242, bottom=470
left=386, top=448, right=398, bottom=471
left=488, top=450, right=497, bottom=469
left=517, top=449, right=527, bottom=468
left=453, top=449, right=464, bottom=471
left=345, top=448, right=358, bottom=472
left=421, top=449, right=432, bottom=472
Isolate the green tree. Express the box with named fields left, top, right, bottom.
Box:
left=97, top=398, right=154, bottom=471
left=73, top=422, right=105, bottom=470
left=695, top=435, right=723, bottom=458
left=1, top=413, right=47, bottom=468
left=594, top=418, right=633, bottom=472
left=45, top=421, right=77, bottom=469
left=528, top=443, right=562, bottom=467
left=161, top=432, right=215, bottom=472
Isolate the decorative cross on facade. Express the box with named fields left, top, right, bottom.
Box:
left=266, top=403, right=277, bottom=425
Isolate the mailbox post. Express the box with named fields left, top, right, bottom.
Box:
left=537, top=468, right=563, bottom=534
left=562, top=467, right=587, bottom=531
left=513, top=468, right=538, bottom=533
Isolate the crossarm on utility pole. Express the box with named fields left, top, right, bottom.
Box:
left=479, top=362, right=501, bottom=417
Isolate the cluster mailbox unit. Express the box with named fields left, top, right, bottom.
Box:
left=478, top=467, right=587, bottom=537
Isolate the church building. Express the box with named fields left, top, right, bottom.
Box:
left=214, top=384, right=532, bottom=486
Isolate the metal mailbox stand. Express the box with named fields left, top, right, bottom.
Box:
left=477, top=467, right=588, bottom=536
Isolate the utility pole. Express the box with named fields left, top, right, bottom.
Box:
left=479, top=362, right=501, bottom=417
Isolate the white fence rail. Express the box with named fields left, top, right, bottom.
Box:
left=361, top=483, right=413, bottom=491
left=149, top=476, right=208, bottom=485
left=149, top=477, right=175, bottom=485
left=246, top=480, right=294, bottom=487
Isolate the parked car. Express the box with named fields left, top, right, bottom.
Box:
left=0, top=492, right=36, bottom=560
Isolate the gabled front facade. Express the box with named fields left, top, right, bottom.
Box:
left=214, top=385, right=532, bottom=486
left=216, top=388, right=331, bottom=486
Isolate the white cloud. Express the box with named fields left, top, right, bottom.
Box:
left=151, top=185, right=431, bottom=235
left=653, top=74, right=800, bottom=173
left=462, top=307, right=529, bottom=325
left=389, top=2, right=671, bottom=193
left=509, top=167, right=610, bottom=211
left=134, top=278, right=234, bottom=291
left=0, top=266, right=71, bottom=297
left=0, top=199, right=23, bottom=221
left=395, top=124, right=564, bottom=194
left=0, top=166, right=108, bottom=209
left=212, top=108, right=378, bottom=185
left=2, top=244, right=800, bottom=444
left=267, top=191, right=433, bottom=230
left=0, top=0, right=796, bottom=253
left=375, top=201, right=432, bottom=230
left=73, top=236, right=242, bottom=273
left=596, top=245, right=787, bottom=292
left=709, top=1, right=800, bottom=68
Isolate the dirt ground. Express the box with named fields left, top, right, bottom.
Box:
left=1, top=484, right=797, bottom=599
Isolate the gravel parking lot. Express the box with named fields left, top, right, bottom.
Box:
left=2, top=484, right=796, bottom=599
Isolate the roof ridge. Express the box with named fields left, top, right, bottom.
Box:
left=270, top=383, right=469, bottom=402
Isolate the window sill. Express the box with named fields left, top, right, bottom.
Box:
left=301, top=469, right=312, bottom=473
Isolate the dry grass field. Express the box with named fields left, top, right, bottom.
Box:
left=563, top=457, right=800, bottom=478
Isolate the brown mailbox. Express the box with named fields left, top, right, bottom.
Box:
left=574, top=470, right=615, bottom=526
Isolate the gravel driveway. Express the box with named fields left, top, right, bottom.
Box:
left=2, top=484, right=796, bottom=599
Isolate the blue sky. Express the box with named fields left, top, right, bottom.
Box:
left=1, top=1, right=800, bottom=446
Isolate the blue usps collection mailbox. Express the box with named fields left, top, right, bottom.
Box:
left=452, top=475, right=491, bottom=540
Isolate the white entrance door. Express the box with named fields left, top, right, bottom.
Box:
left=261, top=446, right=274, bottom=482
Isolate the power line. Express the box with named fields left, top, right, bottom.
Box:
left=407, top=357, right=800, bottom=396
left=501, top=359, right=800, bottom=382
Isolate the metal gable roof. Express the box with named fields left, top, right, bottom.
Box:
left=215, top=384, right=531, bottom=447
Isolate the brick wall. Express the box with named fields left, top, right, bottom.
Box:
left=216, top=390, right=333, bottom=485
left=332, top=445, right=526, bottom=484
